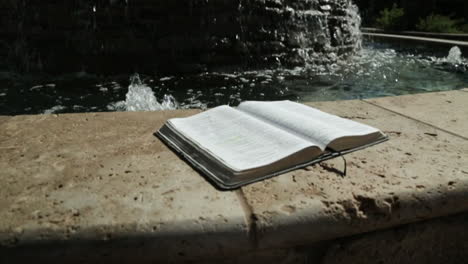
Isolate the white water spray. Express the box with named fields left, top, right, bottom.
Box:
left=108, top=74, right=178, bottom=111
left=446, top=46, right=462, bottom=64
left=345, top=3, right=362, bottom=52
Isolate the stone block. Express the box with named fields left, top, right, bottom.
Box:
left=366, top=90, right=468, bottom=139
left=240, top=99, right=468, bottom=249
left=0, top=111, right=251, bottom=262
left=322, top=212, right=468, bottom=264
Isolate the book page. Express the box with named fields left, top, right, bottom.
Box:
left=168, top=106, right=315, bottom=171
left=238, top=101, right=381, bottom=150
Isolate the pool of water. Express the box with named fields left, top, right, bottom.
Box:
left=0, top=41, right=467, bottom=115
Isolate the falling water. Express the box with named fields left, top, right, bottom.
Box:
left=346, top=3, right=363, bottom=52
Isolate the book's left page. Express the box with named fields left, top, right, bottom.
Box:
left=167, top=105, right=315, bottom=172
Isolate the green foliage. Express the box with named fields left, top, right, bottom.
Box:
left=376, top=4, right=405, bottom=30
left=416, top=14, right=463, bottom=33
left=459, top=23, right=468, bottom=33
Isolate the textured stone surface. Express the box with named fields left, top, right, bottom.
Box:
left=1, top=0, right=361, bottom=73
left=322, top=212, right=468, bottom=264
left=241, top=99, right=468, bottom=249
left=0, top=116, right=10, bottom=125
left=0, top=111, right=251, bottom=262
left=366, top=90, right=468, bottom=139
left=140, top=210, right=468, bottom=263
left=1, top=91, right=468, bottom=262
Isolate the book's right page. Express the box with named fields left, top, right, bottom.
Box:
left=238, top=101, right=384, bottom=151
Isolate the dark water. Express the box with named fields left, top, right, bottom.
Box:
left=0, top=41, right=467, bottom=115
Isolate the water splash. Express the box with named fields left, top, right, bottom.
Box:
left=431, top=46, right=467, bottom=73
left=125, top=74, right=161, bottom=111
left=446, top=46, right=462, bottom=64
left=7, top=43, right=468, bottom=116
left=43, top=105, right=66, bottom=114
left=108, top=74, right=178, bottom=112
left=161, top=94, right=179, bottom=110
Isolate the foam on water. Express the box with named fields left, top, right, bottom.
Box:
left=43, top=105, right=66, bottom=114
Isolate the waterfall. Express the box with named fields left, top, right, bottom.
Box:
left=346, top=3, right=363, bottom=52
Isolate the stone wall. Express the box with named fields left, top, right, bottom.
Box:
left=0, top=0, right=361, bottom=74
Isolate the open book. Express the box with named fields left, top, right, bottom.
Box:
left=156, top=101, right=387, bottom=189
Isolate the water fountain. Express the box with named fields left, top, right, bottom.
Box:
left=2, top=0, right=362, bottom=73
left=0, top=1, right=467, bottom=115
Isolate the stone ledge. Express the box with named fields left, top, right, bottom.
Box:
left=241, top=97, right=468, bottom=249
left=365, top=90, right=468, bottom=139
left=363, top=32, right=468, bottom=47
left=1, top=91, right=467, bottom=262
left=362, top=27, right=468, bottom=41
left=321, top=211, right=468, bottom=264
left=0, top=111, right=251, bottom=262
